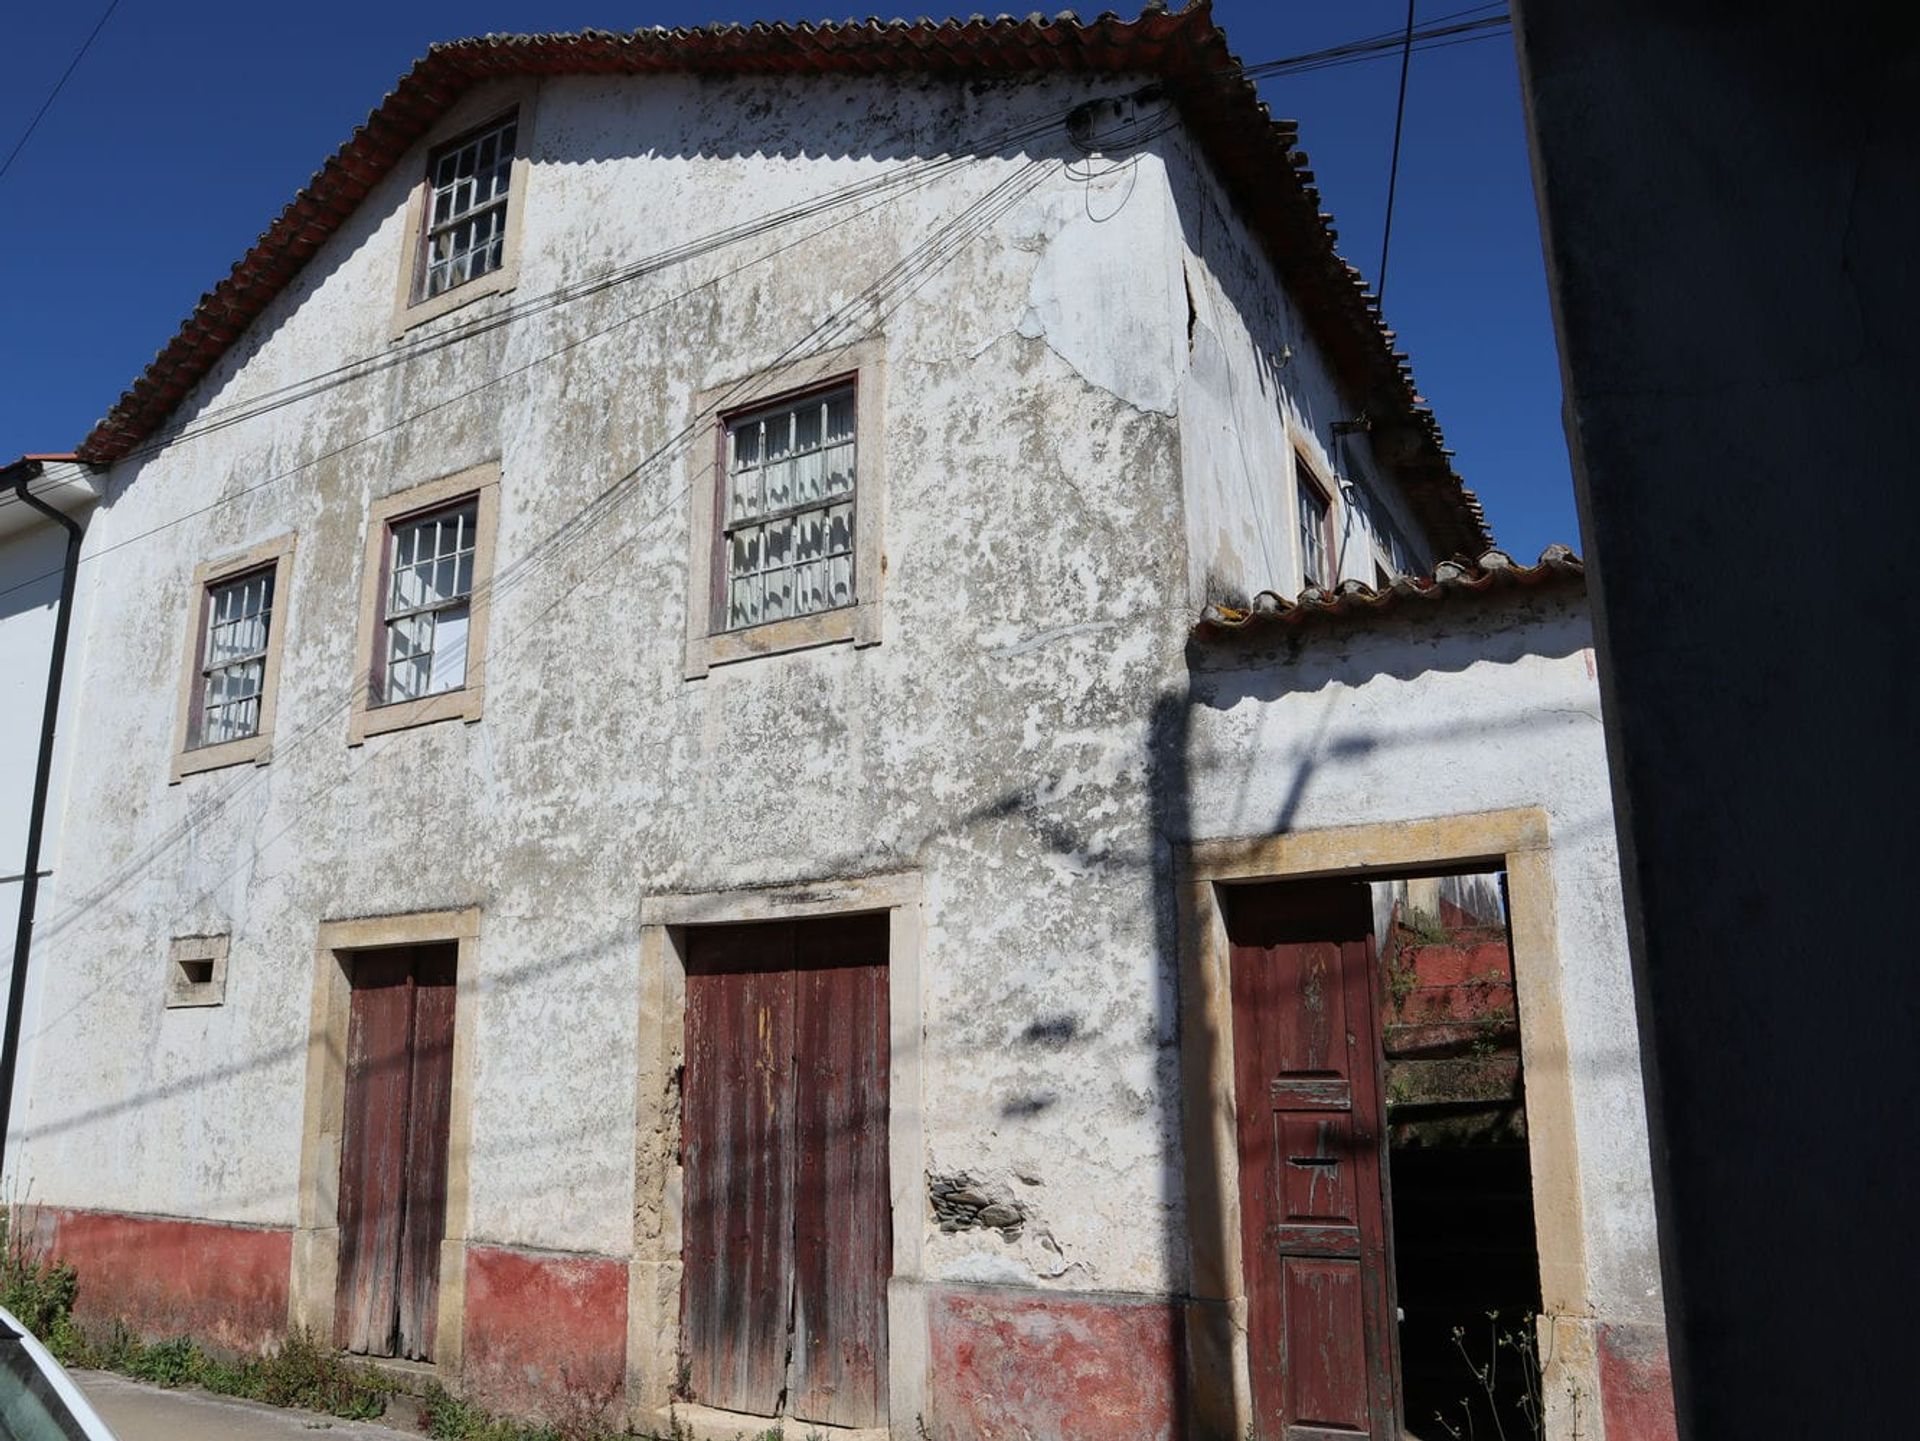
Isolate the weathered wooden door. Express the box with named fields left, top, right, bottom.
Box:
left=681, top=915, right=890, bottom=1429
left=1228, top=882, right=1399, bottom=1440
left=335, top=944, right=457, bottom=1360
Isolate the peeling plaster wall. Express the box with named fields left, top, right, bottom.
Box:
left=1186, top=592, right=1665, bottom=1329
left=14, top=72, right=1197, bottom=1295
left=1161, top=133, right=1434, bottom=609
left=10, top=69, right=1662, bottom=1417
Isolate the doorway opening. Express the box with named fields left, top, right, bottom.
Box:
left=1375, top=872, right=1541, bottom=1440
left=1225, top=871, right=1542, bottom=1440
left=333, top=943, right=457, bottom=1362
left=678, top=913, right=891, bottom=1431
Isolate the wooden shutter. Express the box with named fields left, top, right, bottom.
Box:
left=336, top=950, right=414, bottom=1355
left=789, top=916, right=890, bottom=1428
left=397, top=948, right=456, bottom=1360
left=682, top=926, right=799, bottom=1415
left=1229, top=882, right=1399, bottom=1441
left=334, top=945, right=457, bottom=1361
left=680, top=916, right=890, bottom=1428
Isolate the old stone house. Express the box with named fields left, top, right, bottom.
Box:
left=1, top=6, right=1674, bottom=1440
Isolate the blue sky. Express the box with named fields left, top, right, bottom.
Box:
left=0, top=1, right=1575, bottom=559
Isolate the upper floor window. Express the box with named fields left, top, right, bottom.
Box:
left=196, top=566, right=276, bottom=746
left=171, top=533, right=297, bottom=781
left=682, top=342, right=886, bottom=676
left=1298, top=469, right=1334, bottom=590
left=380, top=500, right=478, bottom=701
left=418, top=113, right=518, bottom=302
left=349, top=465, right=500, bottom=744
left=721, top=386, right=858, bottom=631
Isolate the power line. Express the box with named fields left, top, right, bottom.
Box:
left=0, top=0, right=123, bottom=185
left=2, top=13, right=1509, bottom=604
left=27, top=158, right=1057, bottom=952
left=1378, top=0, right=1420, bottom=304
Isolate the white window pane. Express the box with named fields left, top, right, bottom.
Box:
left=428, top=604, right=470, bottom=694
left=826, top=502, right=855, bottom=556
left=763, top=568, right=792, bottom=622
left=793, top=510, right=825, bottom=562
left=827, top=554, right=854, bottom=608
left=823, top=441, right=855, bottom=496
left=729, top=575, right=763, bottom=629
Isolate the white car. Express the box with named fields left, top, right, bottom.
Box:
left=0, top=1306, right=117, bottom=1441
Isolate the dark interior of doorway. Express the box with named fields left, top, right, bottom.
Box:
left=1379, top=870, right=1543, bottom=1439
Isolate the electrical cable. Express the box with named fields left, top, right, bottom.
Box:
left=1, top=11, right=1511, bottom=605
left=26, top=158, right=1057, bottom=956
left=0, top=0, right=123, bottom=184
left=1378, top=0, right=1420, bottom=304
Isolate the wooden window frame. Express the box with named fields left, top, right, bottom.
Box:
left=165, top=934, right=230, bottom=1009
left=683, top=339, right=887, bottom=678
left=390, top=83, right=538, bottom=338
left=627, top=872, right=927, bottom=1435
left=1173, top=811, right=1602, bottom=1440
left=348, top=464, right=500, bottom=746
left=170, top=532, right=297, bottom=781
left=1294, top=449, right=1338, bottom=592
left=291, top=907, right=482, bottom=1385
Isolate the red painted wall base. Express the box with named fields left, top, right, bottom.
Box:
left=460, top=1244, right=628, bottom=1422
left=927, top=1284, right=1182, bottom=1441
left=1599, top=1321, right=1679, bottom=1441
left=28, top=1207, right=292, bottom=1356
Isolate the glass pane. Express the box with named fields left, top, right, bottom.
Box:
left=826, top=502, right=855, bottom=556
left=762, top=516, right=793, bottom=572
left=822, top=440, right=855, bottom=496
left=793, top=509, right=826, bottom=563
left=728, top=574, right=763, bottom=629
left=729, top=523, right=762, bottom=581
left=792, top=560, right=825, bottom=615
left=827, top=553, right=854, bottom=609
left=762, top=566, right=792, bottom=622
left=428, top=603, right=470, bottom=694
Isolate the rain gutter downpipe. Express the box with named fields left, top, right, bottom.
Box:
left=0, top=455, right=87, bottom=1187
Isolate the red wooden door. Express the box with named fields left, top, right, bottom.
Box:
left=1228, top=882, right=1399, bottom=1441
left=681, top=916, right=890, bottom=1428
left=335, top=945, right=457, bottom=1360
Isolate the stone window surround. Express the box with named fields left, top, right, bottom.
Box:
left=169, top=532, right=298, bottom=782
left=347, top=462, right=500, bottom=746
left=389, top=80, right=540, bottom=340
left=290, top=906, right=482, bottom=1384
left=1175, top=808, right=1603, bottom=1441
left=682, top=338, right=887, bottom=678
left=164, top=934, right=230, bottom=1009
left=627, top=871, right=926, bottom=1436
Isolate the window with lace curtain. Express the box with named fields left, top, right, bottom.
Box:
left=719, top=386, right=858, bottom=631
left=683, top=341, right=885, bottom=676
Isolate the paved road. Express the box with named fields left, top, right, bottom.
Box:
left=72, top=1370, right=419, bottom=1441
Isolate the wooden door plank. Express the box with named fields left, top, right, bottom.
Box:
left=1228, top=883, right=1400, bottom=1441
left=788, top=915, right=890, bottom=1429
left=396, top=945, right=457, bottom=1361
left=334, top=949, right=416, bottom=1357
left=682, top=923, right=797, bottom=1417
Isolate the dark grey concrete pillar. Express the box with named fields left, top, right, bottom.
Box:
left=1512, top=3, right=1918, bottom=1435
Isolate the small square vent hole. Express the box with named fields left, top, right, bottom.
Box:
left=166, top=936, right=228, bottom=1008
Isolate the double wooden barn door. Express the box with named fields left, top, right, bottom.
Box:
left=335, top=944, right=457, bottom=1361
left=680, top=915, right=891, bottom=1430
left=1228, top=881, right=1400, bottom=1440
